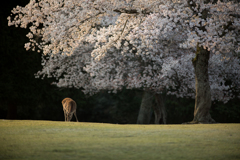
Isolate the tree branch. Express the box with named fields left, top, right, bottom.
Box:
left=230, top=14, right=240, bottom=18
left=113, top=8, right=152, bottom=15
left=79, top=12, right=102, bottom=24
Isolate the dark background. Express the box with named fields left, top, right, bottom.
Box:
left=0, top=0, right=239, bottom=124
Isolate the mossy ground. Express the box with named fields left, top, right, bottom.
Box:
left=0, top=120, right=239, bottom=160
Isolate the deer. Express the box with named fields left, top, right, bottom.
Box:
left=62, top=98, right=79, bottom=122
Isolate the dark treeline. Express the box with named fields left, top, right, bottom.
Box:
left=0, top=0, right=239, bottom=124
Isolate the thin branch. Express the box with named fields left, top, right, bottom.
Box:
left=113, top=8, right=153, bottom=15
left=79, top=12, right=102, bottom=24
left=230, top=14, right=240, bottom=18
left=114, top=17, right=129, bottom=42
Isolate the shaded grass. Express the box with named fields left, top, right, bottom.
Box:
left=0, top=120, right=240, bottom=160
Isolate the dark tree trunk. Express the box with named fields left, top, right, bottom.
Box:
left=137, top=91, right=153, bottom=124
left=154, top=94, right=167, bottom=124
left=6, top=102, right=17, bottom=119
left=190, top=45, right=215, bottom=123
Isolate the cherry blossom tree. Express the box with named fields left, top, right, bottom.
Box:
left=8, top=0, right=240, bottom=124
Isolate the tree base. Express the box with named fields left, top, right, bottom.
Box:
left=183, top=118, right=216, bottom=124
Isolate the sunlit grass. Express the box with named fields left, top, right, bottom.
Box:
left=0, top=120, right=239, bottom=160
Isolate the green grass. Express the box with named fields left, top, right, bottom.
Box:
left=0, top=120, right=240, bottom=160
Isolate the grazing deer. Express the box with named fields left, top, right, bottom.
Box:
left=62, top=98, right=79, bottom=122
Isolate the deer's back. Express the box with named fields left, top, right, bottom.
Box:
left=62, top=98, right=77, bottom=113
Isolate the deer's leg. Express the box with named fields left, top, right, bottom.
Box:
left=74, top=112, right=79, bottom=122
left=69, top=114, right=72, bottom=122
left=68, top=113, right=73, bottom=122
left=63, top=110, right=67, bottom=122
left=66, top=113, right=68, bottom=122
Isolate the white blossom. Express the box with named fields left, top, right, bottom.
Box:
left=8, top=0, right=240, bottom=101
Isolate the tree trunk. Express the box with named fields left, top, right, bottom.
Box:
left=137, top=91, right=154, bottom=124
left=191, top=45, right=215, bottom=124
left=154, top=94, right=167, bottom=124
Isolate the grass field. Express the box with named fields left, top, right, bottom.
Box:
left=0, top=120, right=239, bottom=160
